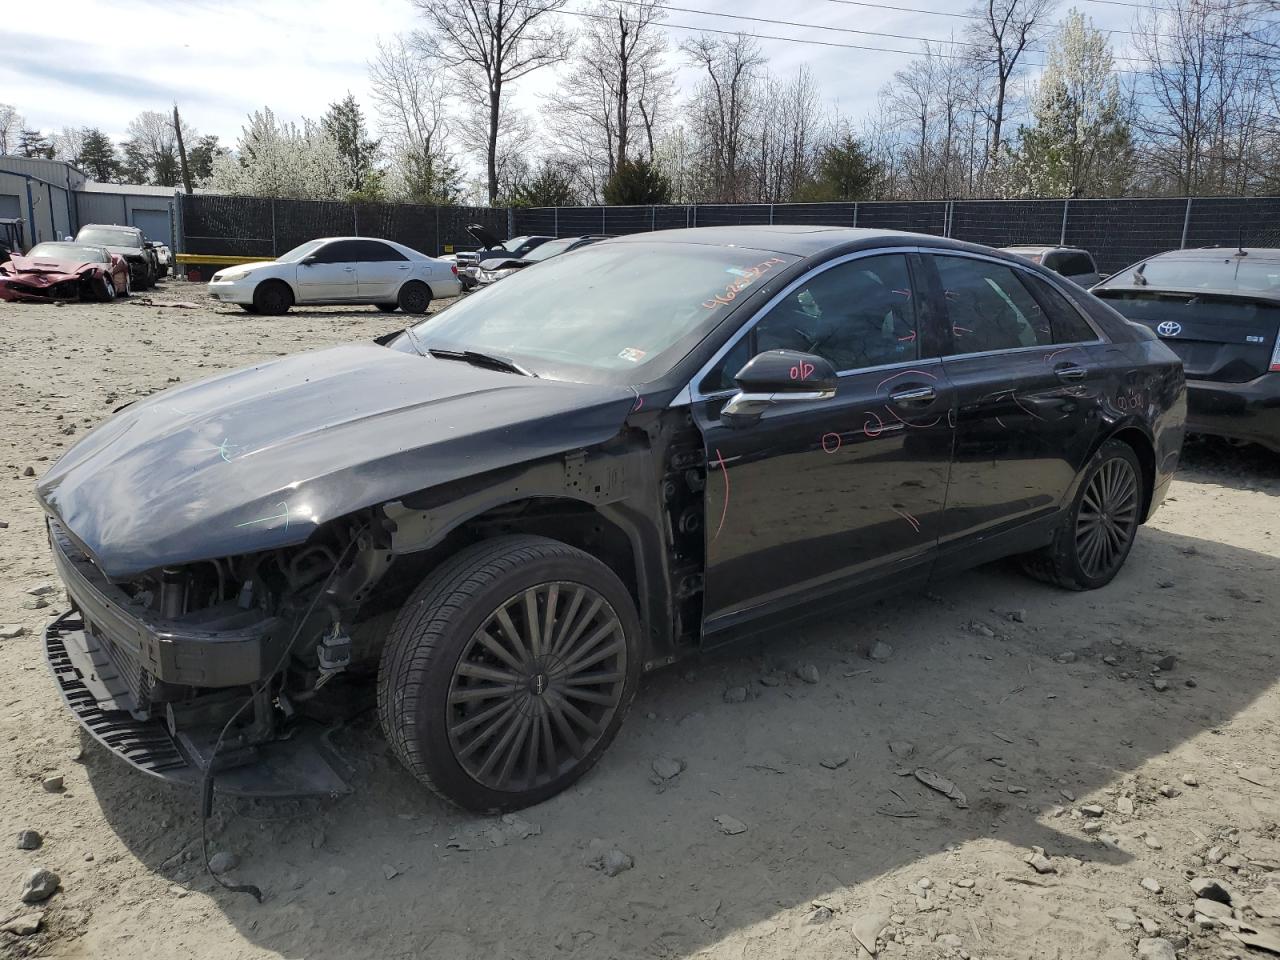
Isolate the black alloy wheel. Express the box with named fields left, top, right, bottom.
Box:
left=253, top=280, right=293, bottom=316
left=398, top=281, right=431, bottom=315
left=378, top=535, right=641, bottom=811
left=1074, top=455, right=1139, bottom=580
left=1020, top=439, right=1144, bottom=590
left=447, top=582, right=628, bottom=793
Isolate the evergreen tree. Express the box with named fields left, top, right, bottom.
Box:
left=187, top=134, right=227, bottom=182
left=800, top=136, right=879, bottom=201
left=321, top=94, right=381, bottom=197
left=508, top=159, right=580, bottom=207
left=17, top=128, right=54, bottom=159
left=76, top=129, right=120, bottom=181
left=602, top=158, right=673, bottom=204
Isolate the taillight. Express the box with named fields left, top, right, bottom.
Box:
left=451, top=264, right=458, bottom=276
left=1270, top=330, right=1280, bottom=372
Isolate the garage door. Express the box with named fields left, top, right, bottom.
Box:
left=131, top=208, right=172, bottom=247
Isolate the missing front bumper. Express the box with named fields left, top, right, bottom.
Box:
left=43, top=611, right=352, bottom=798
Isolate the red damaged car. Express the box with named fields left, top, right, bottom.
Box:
left=0, top=242, right=131, bottom=303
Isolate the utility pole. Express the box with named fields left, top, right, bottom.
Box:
left=173, top=103, right=194, bottom=195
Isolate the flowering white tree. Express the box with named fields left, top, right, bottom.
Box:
left=1007, top=10, right=1133, bottom=197
left=208, top=108, right=348, bottom=200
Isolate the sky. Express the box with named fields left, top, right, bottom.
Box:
left=2, top=0, right=1143, bottom=158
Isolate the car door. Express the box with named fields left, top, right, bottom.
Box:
left=923, top=252, right=1111, bottom=571
left=690, top=250, right=954, bottom=632
left=296, top=240, right=360, bottom=302
left=354, top=240, right=412, bottom=300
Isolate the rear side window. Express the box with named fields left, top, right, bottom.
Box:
left=352, top=240, right=407, bottom=262
left=934, top=255, right=1051, bottom=352
left=1021, top=274, right=1098, bottom=343
left=1047, top=252, right=1095, bottom=277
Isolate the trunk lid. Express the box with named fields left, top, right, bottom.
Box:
left=1094, top=289, right=1280, bottom=382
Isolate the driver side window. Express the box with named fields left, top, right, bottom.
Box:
left=700, top=253, right=919, bottom=393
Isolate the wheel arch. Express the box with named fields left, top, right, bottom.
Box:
left=1101, top=423, right=1157, bottom=523
left=398, top=277, right=433, bottom=300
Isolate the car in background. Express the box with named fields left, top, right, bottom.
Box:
left=1092, top=247, right=1280, bottom=451
left=36, top=226, right=1184, bottom=812
left=149, top=242, right=172, bottom=278
left=206, top=236, right=460, bottom=315
left=75, top=224, right=157, bottom=290
left=1001, top=245, right=1102, bottom=287
left=0, top=241, right=131, bottom=302
left=452, top=225, right=555, bottom=290
left=470, top=235, right=612, bottom=288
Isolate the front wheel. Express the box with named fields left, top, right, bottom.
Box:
left=1021, top=439, right=1143, bottom=590
left=397, top=280, right=431, bottom=315
left=91, top=274, right=116, bottom=302
left=377, top=535, right=641, bottom=812
left=252, top=280, right=293, bottom=316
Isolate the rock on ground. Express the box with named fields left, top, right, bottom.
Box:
left=20, top=867, right=59, bottom=903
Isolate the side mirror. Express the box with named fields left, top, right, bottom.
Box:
left=722, top=350, right=837, bottom=427
left=300, top=255, right=317, bottom=266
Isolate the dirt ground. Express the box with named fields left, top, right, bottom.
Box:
left=1, top=280, right=1279, bottom=960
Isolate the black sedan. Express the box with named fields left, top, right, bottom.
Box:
left=1092, top=247, right=1280, bottom=451
left=35, top=226, right=1184, bottom=812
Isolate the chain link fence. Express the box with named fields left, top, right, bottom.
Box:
left=514, top=197, right=1280, bottom=274
left=179, top=194, right=1280, bottom=275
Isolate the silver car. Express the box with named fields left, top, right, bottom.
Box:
left=1000, top=245, right=1102, bottom=288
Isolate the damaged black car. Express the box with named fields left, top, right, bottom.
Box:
left=37, top=226, right=1185, bottom=812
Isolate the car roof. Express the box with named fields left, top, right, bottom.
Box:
left=80, top=223, right=140, bottom=232
left=1149, top=247, right=1280, bottom=263
left=1000, top=245, right=1090, bottom=255
left=606, top=225, right=995, bottom=258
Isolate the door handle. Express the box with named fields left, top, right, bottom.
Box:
left=344, top=267, right=355, bottom=272
left=889, top=385, right=936, bottom=404
left=1054, top=363, right=1087, bottom=381
left=398, top=265, right=411, bottom=270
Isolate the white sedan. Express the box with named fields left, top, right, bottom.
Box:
left=206, top=237, right=461, bottom=315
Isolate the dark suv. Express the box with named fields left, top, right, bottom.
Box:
left=75, top=224, right=158, bottom=290
left=36, top=226, right=1184, bottom=812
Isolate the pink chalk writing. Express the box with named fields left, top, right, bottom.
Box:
left=821, top=432, right=843, bottom=454
left=702, top=257, right=787, bottom=309
left=890, top=506, right=921, bottom=533
left=712, top=448, right=730, bottom=542
left=790, top=361, right=816, bottom=381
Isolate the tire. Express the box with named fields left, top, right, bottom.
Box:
left=132, top=265, right=150, bottom=291
left=239, top=304, right=259, bottom=313
left=1021, top=439, right=1144, bottom=590
left=376, top=303, right=399, bottom=313
left=91, top=274, right=115, bottom=302
left=120, top=270, right=132, bottom=298
left=378, top=535, right=642, bottom=812
left=397, top=280, right=431, bottom=315
left=252, top=280, right=293, bottom=316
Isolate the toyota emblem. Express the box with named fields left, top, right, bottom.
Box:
left=1157, top=321, right=1182, bottom=337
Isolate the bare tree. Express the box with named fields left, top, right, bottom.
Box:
left=52, top=126, right=87, bottom=164
left=412, top=0, right=571, bottom=204
left=544, top=0, right=673, bottom=195
left=0, top=104, right=24, bottom=157
left=965, top=0, right=1056, bottom=181
left=682, top=33, right=765, bottom=202
left=369, top=35, right=458, bottom=201
left=1134, top=0, right=1278, bottom=195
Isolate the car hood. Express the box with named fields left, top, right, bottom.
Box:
left=214, top=260, right=278, bottom=278
left=477, top=256, right=528, bottom=271
left=35, top=343, right=636, bottom=578
left=101, top=244, right=145, bottom=259
left=4, top=254, right=99, bottom=276
left=466, top=223, right=505, bottom=249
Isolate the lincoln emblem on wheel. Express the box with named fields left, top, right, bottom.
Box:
left=1156, top=320, right=1182, bottom=337
left=33, top=226, right=1185, bottom=811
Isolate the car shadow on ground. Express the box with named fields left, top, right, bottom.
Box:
left=1179, top=435, right=1280, bottom=491
left=81, top=522, right=1279, bottom=959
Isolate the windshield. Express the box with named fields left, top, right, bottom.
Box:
left=1106, top=256, right=1280, bottom=293
left=77, top=228, right=140, bottom=249
left=501, top=236, right=530, bottom=253
left=522, top=238, right=579, bottom=263
left=276, top=240, right=327, bottom=263
left=409, top=240, right=798, bottom=384
left=27, top=243, right=107, bottom=263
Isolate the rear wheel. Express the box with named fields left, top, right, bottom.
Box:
left=397, top=281, right=431, bottom=315
left=1021, top=439, right=1143, bottom=590
left=252, top=280, right=293, bottom=316
left=376, top=303, right=399, bottom=313
left=120, top=270, right=132, bottom=297
left=378, top=535, right=641, bottom=812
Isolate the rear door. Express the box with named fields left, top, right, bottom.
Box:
left=353, top=240, right=412, bottom=299
left=1095, top=290, right=1280, bottom=384
left=925, top=253, right=1111, bottom=565
left=692, top=250, right=954, bottom=631
left=296, top=240, right=360, bottom=302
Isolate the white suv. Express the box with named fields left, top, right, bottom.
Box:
left=1000, top=245, right=1102, bottom=288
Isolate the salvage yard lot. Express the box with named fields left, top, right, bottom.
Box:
left=1, top=283, right=1279, bottom=960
